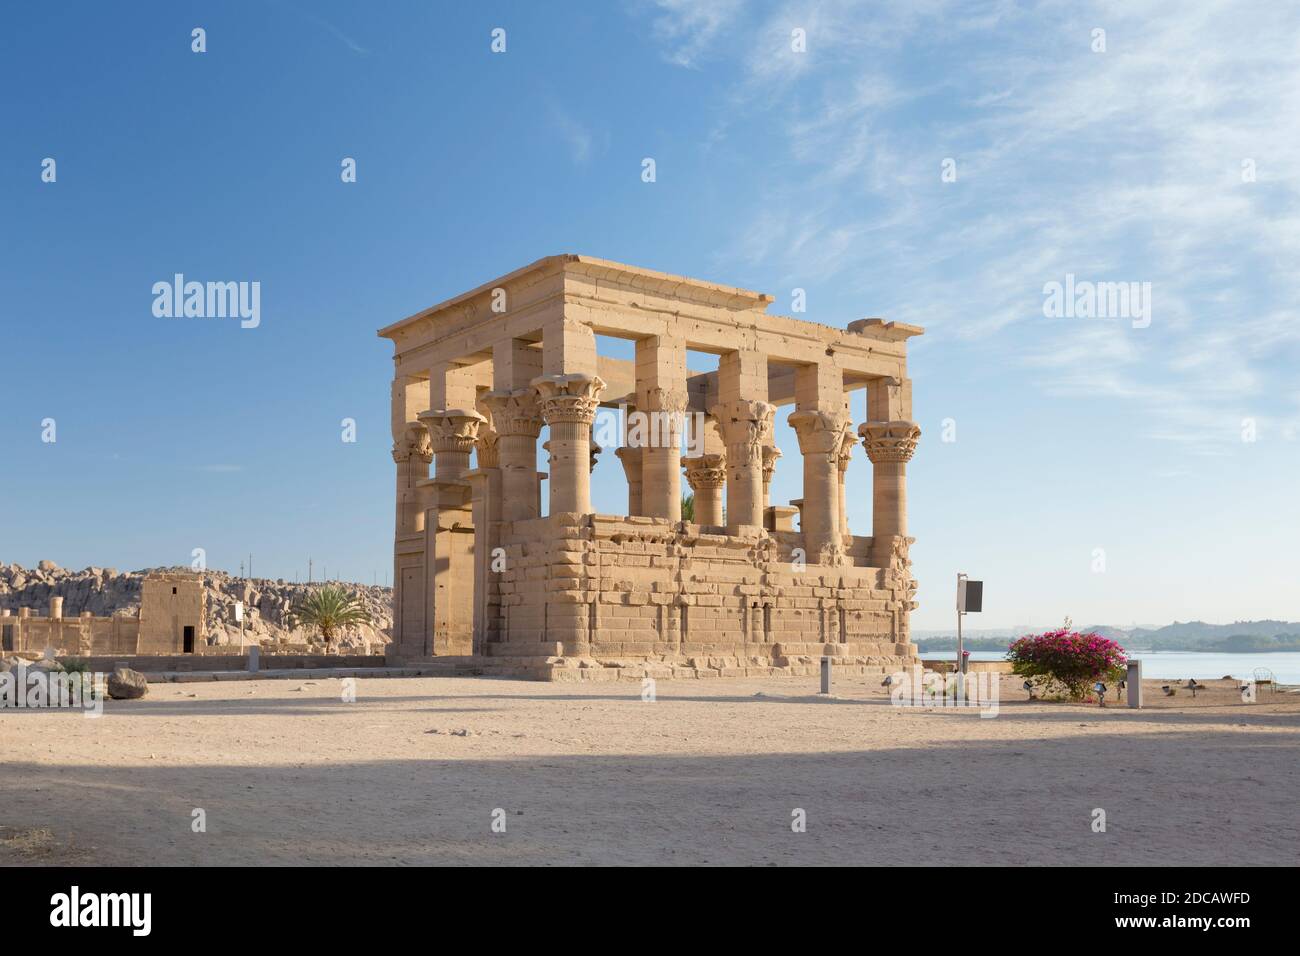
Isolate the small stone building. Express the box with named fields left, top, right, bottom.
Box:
left=379, top=256, right=923, bottom=680
left=0, top=572, right=205, bottom=656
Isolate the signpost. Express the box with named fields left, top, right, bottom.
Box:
left=956, top=573, right=983, bottom=697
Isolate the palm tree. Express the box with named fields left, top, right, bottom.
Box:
left=288, top=585, right=371, bottom=648
left=681, top=492, right=695, bottom=521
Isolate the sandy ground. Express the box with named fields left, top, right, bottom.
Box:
left=2, top=674, right=1297, bottom=866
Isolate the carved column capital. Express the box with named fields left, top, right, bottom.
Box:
left=533, top=373, right=605, bottom=426
left=632, top=386, right=689, bottom=449
left=789, top=409, right=851, bottom=462
left=683, top=453, right=727, bottom=491
left=709, top=399, right=775, bottom=463
left=391, top=421, right=432, bottom=464
left=761, top=445, right=782, bottom=485
left=836, top=423, right=857, bottom=474
left=858, top=420, right=921, bottom=463
left=418, top=408, right=486, bottom=456
left=482, top=389, right=544, bottom=438
left=476, top=427, right=500, bottom=469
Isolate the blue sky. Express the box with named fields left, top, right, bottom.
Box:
left=2, top=1, right=1296, bottom=630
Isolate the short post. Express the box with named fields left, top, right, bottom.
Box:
left=247, top=645, right=260, bottom=673
left=1126, top=659, right=1142, bottom=709
left=820, top=656, right=831, bottom=695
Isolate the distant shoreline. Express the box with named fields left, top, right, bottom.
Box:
left=915, top=639, right=1300, bottom=655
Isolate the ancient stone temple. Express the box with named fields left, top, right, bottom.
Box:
left=378, top=256, right=922, bottom=680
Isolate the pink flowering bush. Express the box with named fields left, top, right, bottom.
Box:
left=1007, top=629, right=1128, bottom=700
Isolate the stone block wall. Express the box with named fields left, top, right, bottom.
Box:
left=486, top=513, right=917, bottom=677
left=1, top=612, right=140, bottom=656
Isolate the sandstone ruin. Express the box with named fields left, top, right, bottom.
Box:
left=1, top=571, right=204, bottom=656
left=0, top=564, right=391, bottom=657
left=379, top=255, right=923, bottom=680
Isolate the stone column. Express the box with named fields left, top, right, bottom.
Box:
left=639, top=388, right=688, bottom=521
left=466, top=415, right=502, bottom=655
left=761, top=445, right=781, bottom=512
left=683, top=453, right=726, bottom=526
left=482, top=389, right=545, bottom=523
left=789, top=410, right=850, bottom=564
left=389, top=375, right=432, bottom=659
left=711, top=399, right=775, bottom=530
left=615, top=446, right=643, bottom=516
left=836, top=422, right=856, bottom=536
left=419, top=408, right=485, bottom=481
left=859, top=419, right=921, bottom=541
left=418, top=408, right=485, bottom=656
left=392, top=423, right=433, bottom=535
left=635, top=336, right=687, bottom=522
left=533, top=373, right=605, bottom=515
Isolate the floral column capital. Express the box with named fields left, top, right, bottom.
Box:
left=391, top=421, right=433, bottom=464
left=683, top=453, right=727, bottom=491
left=858, top=420, right=921, bottom=463
left=418, top=408, right=486, bottom=456
left=481, top=389, right=544, bottom=438
left=532, top=373, right=605, bottom=426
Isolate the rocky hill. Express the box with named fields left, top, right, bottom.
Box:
left=0, top=561, right=393, bottom=650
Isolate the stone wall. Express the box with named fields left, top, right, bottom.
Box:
left=485, top=513, right=917, bottom=678
left=1, top=611, right=139, bottom=656
left=61, top=653, right=392, bottom=673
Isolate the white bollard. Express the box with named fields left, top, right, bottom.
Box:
left=1126, top=659, right=1142, bottom=708
left=820, top=656, right=831, bottom=695
left=248, top=645, right=260, bottom=673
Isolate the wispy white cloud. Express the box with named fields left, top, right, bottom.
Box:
left=300, top=11, right=369, bottom=55
left=645, top=0, right=745, bottom=68
left=642, top=0, right=1300, bottom=449
left=546, top=101, right=601, bottom=165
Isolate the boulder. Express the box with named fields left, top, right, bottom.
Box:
left=107, top=667, right=149, bottom=700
